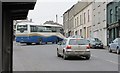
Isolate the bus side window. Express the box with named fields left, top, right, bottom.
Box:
left=30, top=25, right=38, bottom=32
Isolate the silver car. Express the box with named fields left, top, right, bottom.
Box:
left=57, top=38, right=91, bottom=60
left=108, top=38, right=120, bottom=54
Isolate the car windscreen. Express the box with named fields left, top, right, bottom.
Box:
left=91, top=38, right=101, bottom=42
left=69, top=39, right=89, bottom=45
left=118, top=38, right=120, bottom=46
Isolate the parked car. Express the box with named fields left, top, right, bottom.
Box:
left=86, top=38, right=104, bottom=49
left=57, top=38, right=91, bottom=60
left=108, top=38, right=120, bottom=54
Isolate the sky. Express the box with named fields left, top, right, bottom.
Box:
left=27, top=0, right=80, bottom=25
left=27, top=0, right=116, bottom=25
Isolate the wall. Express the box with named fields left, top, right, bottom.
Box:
left=92, top=1, right=108, bottom=46
left=74, top=2, right=92, bottom=38
left=63, top=11, right=69, bottom=37
left=107, top=1, right=120, bottom=44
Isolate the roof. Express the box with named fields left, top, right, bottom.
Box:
left=43, top=24, right=63, bottom=27
left=2, top=1, right=36, bottom=20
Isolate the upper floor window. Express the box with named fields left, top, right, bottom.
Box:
left=75, top=19, right=77, bottom=27
left=77, top=17, right=79, bottom=26
left=88, top=10, right=90, bottom=22
left=110, top=9, right=113, bottom=23
left=80, top=15, right=82, bottom=25
left=84, top=13, right=86, bottom=24
left=115, top=6, right=118, bottom=21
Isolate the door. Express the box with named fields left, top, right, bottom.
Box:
left=111, top=38, right=118, bottom=51
left=59, top=39, right=67, bottom=55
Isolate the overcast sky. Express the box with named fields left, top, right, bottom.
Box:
left=27, top=0, right=80, bottom=25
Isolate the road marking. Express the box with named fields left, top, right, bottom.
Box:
left=92, top=55, right=120, bottom=65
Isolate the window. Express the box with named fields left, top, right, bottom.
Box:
left=80, top=15, right=82, bottom=25
left=115, top=6, right=118, bottom=21
left=75, top=19, right=76, bottom=27
left=30, top=25, right=38, bottom=32
left=110, top=9, right=113, bottom=23
left=113, top=38, right=118, bottom=43
left=17, top=25, right=27, bottom=31
left=88, top=10, right=90, bottom=22
left=17, top=25, right=27, bottom=33
left=90, top=38, right=101, bottom=42
left=84, top=13, right=86, bottom=24
left=77, top=17, right=79, bottom=26
left=38, top=26, right=45, bottom=32
left=75, top=31, right=77, bottom=35
left=69, top=39, right=89, bottom=45
left=62, top=39, right=67, bottom=45
left=80, top=29, right=82, bottom=36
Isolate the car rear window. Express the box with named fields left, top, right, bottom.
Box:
left=69, top=39, right=89, bottom=45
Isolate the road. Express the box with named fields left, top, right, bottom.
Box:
left=13, top=42, right=118, bottom=71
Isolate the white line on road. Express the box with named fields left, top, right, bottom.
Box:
left=92, top=55, right=119, bottom=65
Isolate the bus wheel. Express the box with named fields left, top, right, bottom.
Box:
left=26, top=43, right=31, bottom=45
left=39, top=39, right=42, bottom=45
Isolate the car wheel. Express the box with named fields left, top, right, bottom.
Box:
left=57, top=49, right=61, bottom=57
left=108, top=46, right=112, bottom=53
left=85, top=55, right=90, bottom=60
left=63, top=51, right=68, bottom=60
left=116, top=48, right=120, bottom=54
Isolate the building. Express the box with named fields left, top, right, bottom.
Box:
left=63, top=5, right=74, bottom=37
left=107, top=1, right=120, bottom=44
left=73, top=2, right=92, bottom=38
left=63, top=0, right=114, bottom=46
left=44, top=20, right=62, bottom=26
left=91, top=1, right=111, bottom=46
left=63, top=1, right=91, bottom=37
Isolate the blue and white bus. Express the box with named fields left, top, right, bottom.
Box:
left=15, top=22, right=65, bottom=45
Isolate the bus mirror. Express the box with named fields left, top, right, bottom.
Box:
left=58, top=42, right=62, bottom=45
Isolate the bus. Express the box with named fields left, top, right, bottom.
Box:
left=15, top=22, right=65, bottom=45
